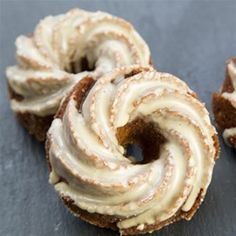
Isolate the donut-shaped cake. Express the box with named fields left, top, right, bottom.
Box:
left=213, top=58, right=236, bottom=148
left=6, top=8, right=150, bottom=141
left=47, top=66, right=219, bottom=235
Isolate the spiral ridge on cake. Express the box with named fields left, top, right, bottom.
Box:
left=6, top=8, right=150, bottom=117
left=47, top=66, right=219, bottom=234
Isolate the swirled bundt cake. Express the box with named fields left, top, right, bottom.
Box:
left=212, top=58, right=236, bottom=148
left=46, top=66, right=219, bottom=235
left=6, top=8, right=151, bottom=141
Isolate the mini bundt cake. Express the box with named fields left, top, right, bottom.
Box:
left=46, top=66, right=219, bottom=235
left=6, top=8, right=151, bottom=141
left=212, top=58, right=236, bottom=148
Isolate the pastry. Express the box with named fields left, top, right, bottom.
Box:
left=212, top=58, right=236, bottom=148
left=47, top=66, right=219, bottom=235
left=6, top=8, right=151, bottom=141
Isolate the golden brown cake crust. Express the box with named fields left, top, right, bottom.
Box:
left=16, top=112, right=53, bottom=142
left=8, top=85, right=53, bottom=142
left=60, top=191, right=204, bottom=235
left=46, top=73, right=220, bottom=235
left=212, top=58, right=236, bottom=147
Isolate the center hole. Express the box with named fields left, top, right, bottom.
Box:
left=125, top=143, right=144, bottom=164
left=65, top=56, right=95, bottom=74
left=116, top=118, right=166, bottom=165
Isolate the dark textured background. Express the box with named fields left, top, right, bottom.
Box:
left=0, top=0, right=236, bottom=235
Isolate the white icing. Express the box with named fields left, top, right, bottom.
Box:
left=49, top=170, right=60, bottom=184
left=228, top=61, right=236, bottom=89
left=222, top=61, right=236, bottom=109
left=6, top=8, right=150, bottom=116
left=137, top=224, right=144, bottom=231
left=48, top=66, right=218, bottom=231
left=223, top=127, right=236, bottom=147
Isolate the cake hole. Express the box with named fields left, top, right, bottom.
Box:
left=125, top=143, right=144, bottom=163
left=116, top=118, right=166, bottom=164
left=65, top=56, right=95, bottom=74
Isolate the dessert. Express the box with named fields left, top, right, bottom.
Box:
left=6, top=8, right=150, bottom=141
left=47, top=66, right=219, bottom=235
left=212, top=58, right=236, bottom=148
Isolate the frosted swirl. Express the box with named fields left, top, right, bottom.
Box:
left=6, top=8, right=150, bottom=116
left=48, top=66, right=218, bottom=233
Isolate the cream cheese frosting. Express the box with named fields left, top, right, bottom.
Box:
left=47, top=66, right=218, bottom=233
left=6, top=8, right=150, bottom=117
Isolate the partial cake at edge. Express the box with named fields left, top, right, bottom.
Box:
left=212, top=57, right=236, bottom=148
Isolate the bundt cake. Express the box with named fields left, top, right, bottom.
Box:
left=6, top=8, right=151, bottom=141
left=212, top=58, right=236, bottom=148
left=46, top=66, right=219, bottom=235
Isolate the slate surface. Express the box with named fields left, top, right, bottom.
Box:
left=0, top=1, right=236, bottom=236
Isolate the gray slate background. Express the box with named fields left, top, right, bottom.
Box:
left=0, top=0, right=236, bottom=235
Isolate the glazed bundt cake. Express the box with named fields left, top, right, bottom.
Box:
left=212, top=58, right=236, bottom=148
left=6, top=8, right=151, bottom=141
left=46, top=66, right=219, bottom=235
